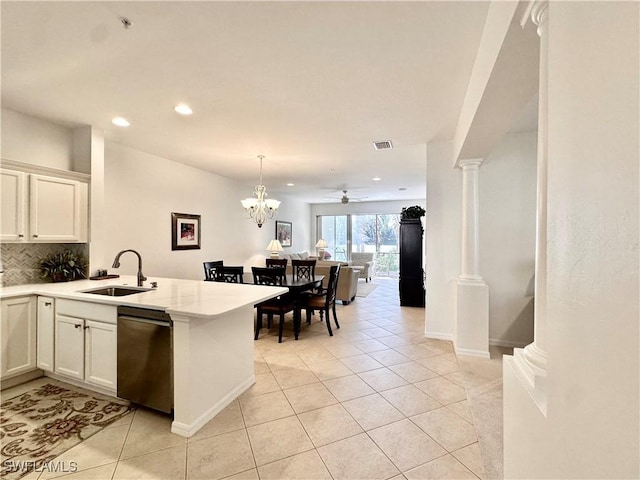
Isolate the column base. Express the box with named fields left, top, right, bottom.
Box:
left=511, top=345, right=548, bottom=415
left=455, top=279, right=490, bottom=358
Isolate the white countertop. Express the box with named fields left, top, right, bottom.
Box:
left=0, top=276, right=288, bottom=321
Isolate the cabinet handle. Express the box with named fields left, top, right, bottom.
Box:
left=83, top=325, right=89, bottom=330
left=44, top=302, right=52, bottom=306
left=18, top=234, right=24, bottom=238
left=33, top=234, right=39, bottom=238
left=74, top=324, right=82, bottom=329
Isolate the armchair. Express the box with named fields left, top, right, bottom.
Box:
left=350, top=252, right=375, bottom=282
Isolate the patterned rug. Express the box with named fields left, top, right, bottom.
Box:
left=356, top=282, right=379, bottom=297
left=0, top=383, right=134, bottom=480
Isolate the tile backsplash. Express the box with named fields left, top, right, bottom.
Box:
left=0, top=243, right=90, bottom=287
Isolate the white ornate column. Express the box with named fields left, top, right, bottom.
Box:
left=513, top=0, right=549, bottom=412
left=455, top=158, right=489, bottom=358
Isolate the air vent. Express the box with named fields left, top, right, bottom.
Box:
left=373, top=140, right=393, bottom=150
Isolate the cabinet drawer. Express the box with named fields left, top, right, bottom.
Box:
left=56, top=299, right=116, bottom=324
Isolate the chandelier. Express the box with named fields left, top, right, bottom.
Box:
left=241, top=155, right=281, bottom=228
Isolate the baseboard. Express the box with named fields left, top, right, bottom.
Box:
left=425, top=331, right=454, bottom=342
left=1, top=369, right=43, bottom=390
left=490, top=338, right=529, bottom=349
left=455, top=346, right=491, bottom=359
left=171, top=374, right=255, bottom=438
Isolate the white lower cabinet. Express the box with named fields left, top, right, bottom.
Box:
left=84, top=320, right=117, bottom=389
left=1, top=296, right=37, bottom=379
left=36, top=296, right=55, bottom=372
left=54, top=300, right=117, bottom=391
left=54, top=314, right=85, bottom=380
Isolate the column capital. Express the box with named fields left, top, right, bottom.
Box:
left=523, top=0, right=548, bottom=36
left=456, top=157, right=484, bottom=169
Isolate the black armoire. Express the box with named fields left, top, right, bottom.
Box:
left=399, top=218, right=425, bottom=307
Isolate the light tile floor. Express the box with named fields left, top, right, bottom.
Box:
left=5, top=277, right=508, bottom=480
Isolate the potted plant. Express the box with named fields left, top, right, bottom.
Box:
left=401, top=205, right=425, bottom=220
left=39, top=250, right=88, bottom=282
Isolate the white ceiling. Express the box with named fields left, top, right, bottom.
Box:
left=1, top=1, right=491, bottom=204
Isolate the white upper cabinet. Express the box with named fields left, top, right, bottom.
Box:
left=30, top=174, right=80, bottom=242
left=1, top=169, right=27, bottom=241
left=0, top=164, right=88, bottom=243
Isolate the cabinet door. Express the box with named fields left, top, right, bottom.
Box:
left=84, top=320, right=117, bottom=390
left=1, top=296, right=37, bottom=378
left=37, top=297, right=55, bottom=372
left=54, top=314, right=84, bottom=380
left=30, top=174, right=80, bottom=242
left=0, top=169, right=27, bottom=241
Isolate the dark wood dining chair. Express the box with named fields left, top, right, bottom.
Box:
left=252, top=266, right=293, bottom=343
left=217, top=266, right=244, bottom=283
left=302, top=264, right=341, bottom=336
left=203, top=260, right=223, bottom=281
left=291, top=259, right=316, bottom=281
left=266, top=258, right=288, bottom=269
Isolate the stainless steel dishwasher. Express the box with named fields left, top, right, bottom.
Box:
left=117, top=306, right=173, bottom=414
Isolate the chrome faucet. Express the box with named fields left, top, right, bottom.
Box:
left=112, top=249, right=147, bottom=287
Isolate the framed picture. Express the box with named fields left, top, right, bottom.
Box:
left=275, top=221, right=292, bottom=248
left=171, top=212, right=201, bottom=250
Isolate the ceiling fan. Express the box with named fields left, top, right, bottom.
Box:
left=325, top=189, right=367, bottom=204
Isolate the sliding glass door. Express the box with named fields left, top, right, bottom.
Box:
left=319, top=215, right=348, bottom=261
left=318, top=213, right=401, bottom=276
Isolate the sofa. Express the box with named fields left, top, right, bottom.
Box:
left=281, top=252, right=358, bottom=304
left=350, top=252, right=375, bottom=282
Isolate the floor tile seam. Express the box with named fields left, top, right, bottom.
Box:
left=187, top=424, right=248, bottom=444
left=117, top=441, right=187, bottom=463
left=443, top=402, right=476, bottom=427
left=250, top=425, right=316, bottom=469
left=113, top=407, right=137, bottom=469
left=405, top=412, right=478, bottom=455
left=449, top=442, right=487, bottom=475
left=354, top=370, right=410, bottom=393
left=357, top=429, right=404, bottom=477
left=402, top=451, right=481, bottom=479
left=230, top=426, right=259, bottom=476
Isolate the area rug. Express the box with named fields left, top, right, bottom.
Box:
left=356, top=282, right=379, bottom=297
left=0, top=383, right=134, bottom=480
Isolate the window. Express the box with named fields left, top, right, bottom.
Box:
left=318, top=214, right=401, bottom=276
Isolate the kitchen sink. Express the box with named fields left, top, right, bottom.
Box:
left=79, top=286, right=153, bottom=297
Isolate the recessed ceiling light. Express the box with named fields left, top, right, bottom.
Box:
left=372, top=177, right=382, bottom=181
left=174, top=104, right=193, bottom=115
left=398, top=187, right=407, bottom=191
left=287, top=183, right=295, bottom=187
left=112, top=117, right=130, bottom=127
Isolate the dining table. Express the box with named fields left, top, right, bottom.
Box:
left=245, top=273, right=324, bottom=340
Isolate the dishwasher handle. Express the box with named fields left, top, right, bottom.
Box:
left=118, top=315, right=171, bottom=327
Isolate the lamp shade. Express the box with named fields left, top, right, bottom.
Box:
left=266, top=239, right=284, bottom=252
left=315, top=239, right=328, bottom=248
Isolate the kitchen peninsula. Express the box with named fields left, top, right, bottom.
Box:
left=0, top=276, right=287, bottom=437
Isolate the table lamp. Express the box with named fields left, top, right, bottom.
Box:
left=266, top=239, right=284, bottom=258
left=315, top=239, right=328, bottom=260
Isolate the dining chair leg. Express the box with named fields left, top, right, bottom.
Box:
left=267, top=314, right=273, bottom=329
left=324, top=307, right=333, bottom=336
left=278, top=314, right=285, bottom=343
left=332, top=305, right=340, bottom=329
left=255, top=312, right=263, bottom=340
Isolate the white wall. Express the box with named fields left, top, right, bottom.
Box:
left=103, top=142, right=311, bottom=280
left=426, top=133, right=537, bottom=347
left=504, top=2, right=639, bottom=478
left=1, top=109, right=74, bottom=170
left=480, top=132, right=536, bottom=347
left=425, top=140, right=460, bottom=341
